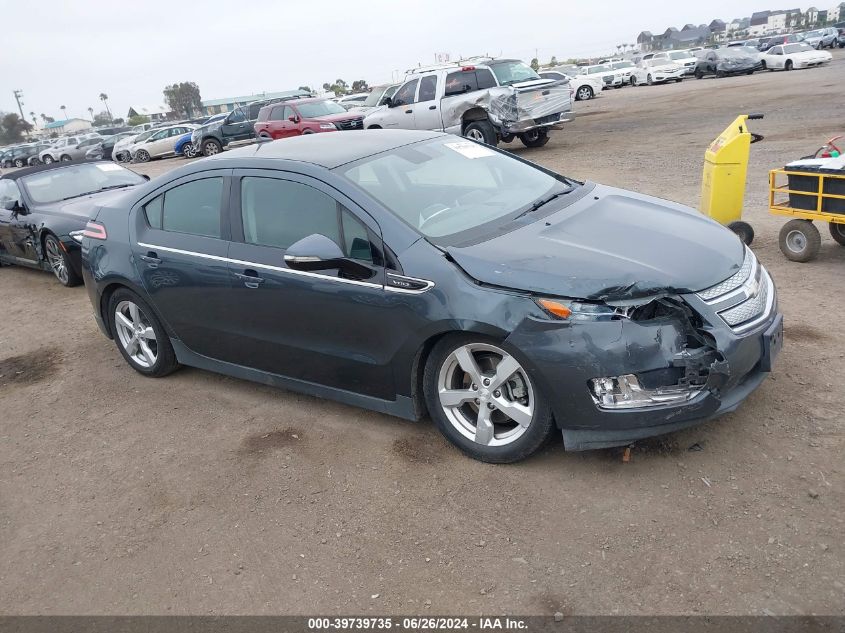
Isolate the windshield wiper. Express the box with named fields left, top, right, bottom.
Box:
left=60, top=183, right=136, bottom=201
left=513, top=188, right=571, bottom=220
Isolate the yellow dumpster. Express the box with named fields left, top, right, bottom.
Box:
left=699, top=113, right=764, bottom=245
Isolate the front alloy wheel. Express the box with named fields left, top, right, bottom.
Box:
left=424, top=336, right=555, bottom=462
left=576, top=85, right=593, bottom=100
left=44, top=234, right=81, bottom=287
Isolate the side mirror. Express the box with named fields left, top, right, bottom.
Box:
left=284, top=233, right=374, bottom=278
left=284, top=234, right=344, bottom=271
left=288, top=115, right=299, bottom=123
left=2, top=199, right=24, bottom=213
left=142, top=174, right=151, bottom=181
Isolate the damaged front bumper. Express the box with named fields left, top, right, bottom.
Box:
left=506, top=280, right=781, bottom=451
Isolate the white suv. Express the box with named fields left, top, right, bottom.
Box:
left=651, top=50, right=698, bottom=75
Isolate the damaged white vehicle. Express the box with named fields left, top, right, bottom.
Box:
left=363, top=58, right=573, bottom=148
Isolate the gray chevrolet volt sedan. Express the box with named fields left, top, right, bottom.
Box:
left=80, top=130, right=782, bottom=463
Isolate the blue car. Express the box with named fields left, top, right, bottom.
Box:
left=174, top=114, right=227, bottom=158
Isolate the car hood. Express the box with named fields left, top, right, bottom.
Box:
left=310, top=112, right=365, bottom=123
left=444, top=183, right=744, bottom=301
left=650, top=63, right=683, bottom=72
left=717, top=56, right=756, bottom=67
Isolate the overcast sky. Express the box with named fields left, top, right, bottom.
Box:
left=1, top=0, right=786, bottom=123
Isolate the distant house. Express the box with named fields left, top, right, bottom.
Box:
left=749, top=10, right=771, bottom=35
left=636, top=30, right=654, bottom=51
left=829, top=3, right=845, bottom=22
left=43, top=118, right=92, bottom=135
left=727, top=17, right=750, bottom=34
left=682, top=23, right=697, bottom=30
left=660, top=25, right=711, bottom=49
left=199, top=89, right=311, bottom=116
left=126, top=105, right=171, bottom=122
left=709, top=19, right=727, bottom=40
left=805, top=6, right=819, bottom=24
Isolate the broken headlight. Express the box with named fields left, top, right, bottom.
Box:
left=589, top=374, right=703, bottom=410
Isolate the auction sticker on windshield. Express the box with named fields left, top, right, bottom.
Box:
left=444, top=141, right=496, bottom=159
left=96, top=163, right=123, bottom=172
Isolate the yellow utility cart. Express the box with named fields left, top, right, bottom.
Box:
left=769, top=167, right=845, bottom=262
left=699, top=113, right=765, bottom=245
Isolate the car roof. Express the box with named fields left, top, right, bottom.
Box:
left=209, top=129, right=445, bottom=169
left=0, top=159, right=119, bottom=181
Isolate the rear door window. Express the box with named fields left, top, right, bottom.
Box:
left=144, top=177, right=223, bottom=238
left=418, top=75, right=437, bottom=102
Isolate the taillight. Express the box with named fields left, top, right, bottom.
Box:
left=82, top=220, right=107, bottom=240
left=461, top=65, right=476, bottom=71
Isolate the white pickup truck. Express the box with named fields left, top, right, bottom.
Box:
left=363, top=58, right=573, bottom=148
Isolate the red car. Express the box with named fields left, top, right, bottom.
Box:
left=254, top=98, right=364, bottom=139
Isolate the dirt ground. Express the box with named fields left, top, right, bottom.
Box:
left=1, top=56, right=843, bottom=616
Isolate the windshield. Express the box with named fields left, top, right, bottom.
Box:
left=296, top=100, right=347, bottom=117
left=20, top=163, right=145, bottom=203
left=340, top=138, right=573, bottom=243
left=668, top=51, right=690, bottom=60
left=362, top=85, right=397, bottom=107
left=587, top=65, right=611, bottom=74
left=804, top=30, right=823, bottom=37
left=784, top=43, right=814, bottom=53
left=488, top=60, right=540, bottom=85
left=612, top=61, right=634, bottom=69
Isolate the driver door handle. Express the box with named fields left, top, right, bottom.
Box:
left=404, top=109, right=413, bottom=114
left=428, top=105, right=436, bottom=110
left=140, top=252, right=161, bottom=265
left=235, top=270, right=265, bottom=288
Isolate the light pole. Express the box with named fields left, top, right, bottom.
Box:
left=13, top=89, right=25, bottom=120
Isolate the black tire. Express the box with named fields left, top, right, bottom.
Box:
left=181, top=143, right=194, bottom=158
left=575, top=85, right=594, bottom=100
left=694, top=69, right=704, bottom=79
left=366, top=125, right=382, bottom=129
left=43, top=155, right=54, bottom=164
left=301, top=129, right=315, bottom=134
left=43, top=234, right=82, bottom=287
left=779, top=219, right=821, bottom=262
left=60, top=155, right=72, bottom=162
left=500, top=134, right=515, bottom=143
left=647, top=74, right=654, bottom=86
left=422, top=334, right=556, bottom=463
left=716, top=70, right=726, bottom=78
left=630, top=76, right=637, bottom=86
left=463, top=120, right=498, bottom=146
left=257, top=132, right=272, bottom=140
left=14, top=159, right=24, bottom=168
left=829, top=222, right=845, bottom=246
left=675, top=78, right=683, bottom=82
left=784, top=60, right=793, bottom=71
left=760, top=60, right=767, bottom=70
left=107, top=288, right=179, bottom=378
left=519, top=128, right=550, bottom=148
left=728, top=221, right=754, bottom=245
left=201, top=138, right=223, bottom=157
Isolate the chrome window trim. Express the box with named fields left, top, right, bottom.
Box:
left=137, top=242, right=382, bottom=289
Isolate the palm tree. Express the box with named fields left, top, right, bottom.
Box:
left=29, top=111, right=37, bottom=126
left=88, top=107, right=94, bottom=122
left=40, top=113, right=47, bottom=124
left=99, top=93, right=112, bottom=122
left=60, top=105, right=67, bottom=121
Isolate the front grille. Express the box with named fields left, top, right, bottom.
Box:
left=335, top=118, right=364, bottom=131
left=602, top=76, right=613, bottom=84
left=698, top=248, right=754, bottom=300
left=696, top=247, right=774, bottom=332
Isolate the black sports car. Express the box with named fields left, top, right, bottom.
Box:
left=0, top=161, right=148, bottom=286
left=694, top=49, right=762, bottom=78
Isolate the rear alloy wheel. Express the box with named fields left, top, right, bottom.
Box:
left=424, top=336, right=555, bottom=463
left=60, top=155, right=72, bottom=162
left=182, top=143, right=195, bottom=158
left=43, top=234, right=81, bottom=287
left=135, top=149, right=151, bottom=163
left=829, top=222, right=845, bottom=246
left=576, top=85, right=594, bottom=100
left=694, top=69, right=704, bottom=79
left=779, top=219, right=821, bottom=262
left=43, top=155, right=54, bottom=164
left=109, top=289, right=178, bottom=377
left=463, top=120, right=497, bottom=146
left=202, top=139, right=222, bottom=156
left=14, top=158, right=24, bottom=168
left=519, top=128, right=550, bottom=148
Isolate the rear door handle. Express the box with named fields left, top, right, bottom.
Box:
left=140, top=252, right=161, bottom=266
left=428, top=105, right=436, bottom=110
left=404, top=109, right=413, bottom=114
left=235, top=270, right=265, bottom=288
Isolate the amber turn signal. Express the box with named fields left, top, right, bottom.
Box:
left=537, top=299, right=572, bottom=319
